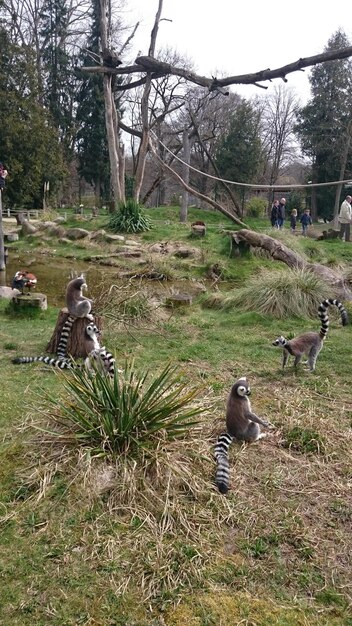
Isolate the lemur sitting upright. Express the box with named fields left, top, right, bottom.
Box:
left=214, top=377, right=273, bottom=494
left=65, top=275, right=94, bottom=321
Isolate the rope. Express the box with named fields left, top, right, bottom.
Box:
left=150, top=131, right=352, bottom=191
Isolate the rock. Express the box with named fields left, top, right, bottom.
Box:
left=65, top=228, right=90, bottom=240
left=21, top=220, right=37, bottom=235
left=36, top=221, right=58, bottom=230
left=165, top=293, right=193, bottom=307
left=0, top=286, right=20, bottom=299
left=125, top=239, right=139, bottom=246
left=13, top=292, right=48, bottom=310
left=54, top=216, right=67, bottom=224
left=173, top=247, right=196, bottom=258
left=47, top=225, right=66, bottom=237
left=5, top=232, right=19, bottom=242
left=104, top=233, right=125, bottom=243
left=89, top=229, right=107, bottom=241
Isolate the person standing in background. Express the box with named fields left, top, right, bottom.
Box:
left=338, top=195, right=352, bottom=242
left=290, top=208, right=298, bottom=233
left=300, top=209, right=313, bottom=236
left=270, top=200, right=279, bottom=228
left=277, top=197, right=286, bottom=229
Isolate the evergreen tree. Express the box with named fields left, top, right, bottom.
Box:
left=295, top=29, right=352, bottom=220
left=215, top=100, right=263, bottom=207
left=75, top=6, right=110, bottom=206
left=40, top=0, right=77, bottom=157
left=0, top=26, right=65, bottom=208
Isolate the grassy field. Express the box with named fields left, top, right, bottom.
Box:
left=1, top=207, right=352, bottom=625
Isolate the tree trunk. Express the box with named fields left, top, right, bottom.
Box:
left=0, top=191, right=5, bottom=271
left=100, top=0, right=124, bottom=207
left=180, top=127, right=190, bottom=223
left=46, top=309, right=103, bottom=358
left=232, top=228, right=352, bottom=300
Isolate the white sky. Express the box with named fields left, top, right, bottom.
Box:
left=123, top=0, right=352, bottom=104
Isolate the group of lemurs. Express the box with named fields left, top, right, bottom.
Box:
left=10, top=280, right=349, bottom=495
left=214, top=298, right=348, bottom=494
left=12, top=276, right=115, bottom=377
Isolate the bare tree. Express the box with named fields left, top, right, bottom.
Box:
left=82, top=0, right=352, bottom=218
left=258, top=86, right=300, bottom=206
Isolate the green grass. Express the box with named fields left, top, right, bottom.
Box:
left=1, top=207, right=352, bottom=625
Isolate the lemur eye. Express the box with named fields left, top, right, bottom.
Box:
left=237, top=385, right=246, bottom=396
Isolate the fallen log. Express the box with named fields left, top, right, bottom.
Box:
left=231, top=229, right=352, bottom=300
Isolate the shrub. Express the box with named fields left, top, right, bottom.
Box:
left=108, top=199, right=151, bottom=233
left=202, top=267, right=329, bottom=318
left=246, top=197, right=267, bottom=218
left=45, top=361, right=205, bottom=457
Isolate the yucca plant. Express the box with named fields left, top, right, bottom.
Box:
left=108, top=199, right=151, bottom=233
left=45, top=361, right=205, bottom=457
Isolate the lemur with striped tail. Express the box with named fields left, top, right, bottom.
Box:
left=272, top=298, right=348, bottom=372
left=214, top=377, right=273, bottom=494
left=12, top=324, right=115, bottom=377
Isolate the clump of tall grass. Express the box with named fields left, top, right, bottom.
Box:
left=43, top=361, right=205, bottom=458
left=203, top=267, right=329, bottom=318
left=108, top=199, right=151, bottom=233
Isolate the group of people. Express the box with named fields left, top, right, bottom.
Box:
left=270, top=197, right=312, bottom=236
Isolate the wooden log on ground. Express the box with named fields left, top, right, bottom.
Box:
left=230, top=228, right=352, bottom=300
left=13, top=293, right=47, bottom=310
left=46, top=308, right=103, bottom=358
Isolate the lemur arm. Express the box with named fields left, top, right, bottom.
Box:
left=246, top=411, right=273, bottom=428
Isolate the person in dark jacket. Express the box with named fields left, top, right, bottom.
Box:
left=270, top=200, right=279, bottom=228
left=290, top=209, right=298, bottom=233
left=277, top=197, right=286, bottom=229
left=300, top=209, right=313, bottom=236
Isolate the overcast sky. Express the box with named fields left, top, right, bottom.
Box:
left=124, top=0, right=352, bottom=104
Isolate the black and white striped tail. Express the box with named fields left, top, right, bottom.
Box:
left=57, top=314, right=76, bottom=358
left=12, top=355, right=74, bottom=369
left=318, top=298, right=348, bottom=338
left=214, top=432, right=234, bottom=494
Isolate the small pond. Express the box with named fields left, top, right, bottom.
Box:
left=2, top=252, right=209, bottom=308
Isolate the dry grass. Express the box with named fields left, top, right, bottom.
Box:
left=203, top=267, right=331, bottom=318
left=9, top=371, right=352, bottom=612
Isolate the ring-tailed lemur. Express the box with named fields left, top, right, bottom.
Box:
left=12, top=324, right=115, bottom=377
left=66, top=275, right=94, bottom=321
left=272, top=298, right=348, bottom=372
left=214, top=377, right=272, bottom=494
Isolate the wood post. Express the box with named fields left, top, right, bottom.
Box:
left=46, top=308, right=103, bottom=358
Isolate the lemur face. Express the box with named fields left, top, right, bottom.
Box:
left=86, top=324, right=100, bottom=337
left=272, top=336, right=287, bottom=346
left=235, top=377, right=251, bottom=397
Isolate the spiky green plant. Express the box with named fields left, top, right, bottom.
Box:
left=203, top=267, right=329, bottom=318
left=108, top=199, right=151, bottom=233
left=45, top=361, right=205, bottom=457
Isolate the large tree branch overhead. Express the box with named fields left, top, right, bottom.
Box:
left=81, top=46, right=352, bottom=91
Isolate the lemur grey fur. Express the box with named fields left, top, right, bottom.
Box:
left=214, top=377, right=272, bottom=494
left=66, top=275, right=94, bottom=321
left=272, top=298, right=348, bottom=372
left=12, top=324, right=115, bottom=377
